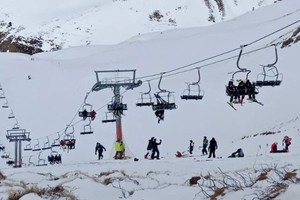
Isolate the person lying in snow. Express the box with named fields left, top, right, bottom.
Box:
left=228, top=148, right=244, bottom=158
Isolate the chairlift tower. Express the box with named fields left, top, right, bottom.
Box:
left=6, top=129, right=31, bottom=168
left=92, top=70, right=142, bottom=141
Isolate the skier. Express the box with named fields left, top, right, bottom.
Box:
left=208, top=137, right=218, bottom=158
left=90, top=110, right=96, bottom=120
left=82, top=109, right=88, bottom=120
left=151, top=138, right=162, bottom=159
left=245, top=79, right=256, bottom=101
left=144, top=137, right=154, bottom=159
left=282, top=136, right=292, bottom=151
left=95, top=142, right=106, bottom=160
left=189, top=140, right=195, bottom=154
left=226, top=80, right=238, bottom=103
left=237, top=79, right=246, bottom=104
left=202, top=136, right=208, bottom=155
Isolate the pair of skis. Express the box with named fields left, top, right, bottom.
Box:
left=227, top=99, right=264, bottom=111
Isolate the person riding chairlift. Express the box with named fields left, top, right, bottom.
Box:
left=82, top=109, right=88, bottom=120
left=155, top=110, right=164, bottom=123
left=227, top=80, right=238, bottom=103
left=245, top=79, right=256, bottom=101
left=90, top=110, right=96, bottom=120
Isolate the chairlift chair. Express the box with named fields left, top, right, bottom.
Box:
left=8, top=112, right=15, bottom=119
left=51, top=133, right=61, bottom=147
left=24, top=141, right=32, bottom=151
left=152, top=92, right=177, bottom=111
left=80, top=119, right=94, bottom=135
left=152, top=73, right=177, bottom=111
left=226, top=46, right=259, bottom=98
left=61, top=129, right=76, bottom=150
left=107, top=101, right=128, bottom=112
left=181, top=68, right=205, bottom=100
left=78, top=92, right=96, bottom=120
left=102, top=112, right=117, bottom=123
left=136, top=81, right=154, bottom=106
left=0, top=92, right=5, bottom=99
left=1, top=151, right=10, bottom=159
left=36, top=151, right=47, bottom=167
left=48, top=149, right=62, bottom=164
left=2, top=101, right=8, bottom=108
left=42, top=137, right=51, bottom=150
left=12, top=121, right=20, bottom=130
left=27, top=155, right=35, bottom=167
left=256, top=44, right=283, bottom=87
left=6, top=159, right=15, bottom=166
left=32, top=140, right=41, bottom=151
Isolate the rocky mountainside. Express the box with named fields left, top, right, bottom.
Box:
left=0, top=0, right=284, bottom=54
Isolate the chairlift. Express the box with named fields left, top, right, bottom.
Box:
left=107, top=96, right=127, bottom=114
left=2, top=101, right=8, bottom=108
left=1, top=151, right=10, bottom=159
left=24, top=141, right=32, bottom=151
left=8, top=110, right=15, bottom=119
left=36, top=151, right=47, bottom=167
left=27, top=155, right=35, bottom=167
left=181, top=68, right=205, bottom=100
left=256, top=44, right=283, bottom=87
left=60, top=134, right=76, bottom=150
left=32, top=139, right=41, bottom=151
left=136, top=81, right=154, bottom=106
left=80, top=118, right=94, bottom=135
left=42, top=137, right=51, bottom=150
left=60, top=125, right=76, bottom=150
left=51, top=133, right=61, bottom=147
left=48, top=149, right=62, bottom=164
left=12, top=121, right=20, bottom=130
left=226, top=46, right=258, bottom=98
left=0, top=92, right=5, bottom=99
left=78, top=92, right=96, bottom=120
left=6, top=159, right=15, bottom=166
left=102, top=112, right=117, bottom=123
left=0, top=143, right=5, bottom=151
left=152, top=73, right=177, bottom=111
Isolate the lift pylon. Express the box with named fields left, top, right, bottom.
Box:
left=92, top=70, right=141, bottom=158
left=6, top=129, right=31, bottom=168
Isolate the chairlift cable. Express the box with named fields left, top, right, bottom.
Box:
left=136, top=19, right=300, bottom=81
left=147, top=45, right=273, bottom=82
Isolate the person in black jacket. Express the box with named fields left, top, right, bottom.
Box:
left=144, top=137, right=155, bottom=159
left=95, top=142, right=106, bottom=160
left=237, top=79, right=246, bottom=104
left=151, top=138, right=162, bottom=159
left=208, top=137, right=218, bottom=158
left=189, top=140, right=195, bottom=154
left=245, top=79, right=256, bottom=101
left=226, top=80, right=238, bottom=103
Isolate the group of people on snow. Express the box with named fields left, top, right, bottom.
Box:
left=92, top=134, right=292, bottom=161
left=144, top=137, right=162, bottom=159
left=270, top=136, right=292, bottom=153
left=226, top=79, right=257, bottom=104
